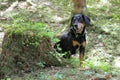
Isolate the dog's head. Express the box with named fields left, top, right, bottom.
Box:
left=70, top=14, right=90, bottom=34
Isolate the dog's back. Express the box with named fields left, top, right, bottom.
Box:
left=54, top=29, right=73, bottom=53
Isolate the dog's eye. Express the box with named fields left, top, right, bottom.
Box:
left=74, top=18, right=76, bottom=20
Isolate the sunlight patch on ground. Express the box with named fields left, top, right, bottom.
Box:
left=32, top=0, right=52, bottom=6
left=52, top=15, right=63, bottom=22
left=86, top=43, right=113, bottom=64
left=87, top=0, right=111, bottom=8
left=0, top=30, right=4, bottom=54
left=98, top=0, right=111, bottom=7
left=117, top=44, right=120, bottom=52
left=114, top=57, right=120, bottom=68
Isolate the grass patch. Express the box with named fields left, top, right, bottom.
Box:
left=84, top=60, right=112, bottom=72
left=66, top=57, right=80, bottom=67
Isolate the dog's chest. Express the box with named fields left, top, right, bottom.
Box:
left=72, top=36, right=85, bottom=47
left=72, top=40, right=80, bottom=46
left=72, top=37, right=81, bottom=46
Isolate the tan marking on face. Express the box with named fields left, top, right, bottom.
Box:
left=72, top=40, right=80, bottom=46
left=81, top=41, right=86, bottom=47
left=77, top=23, right=85, bottom=34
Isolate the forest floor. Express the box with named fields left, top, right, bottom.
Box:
left=0, top=0, right=120, bottom=80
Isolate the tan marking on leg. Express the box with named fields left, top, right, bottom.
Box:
left=79, top=53, right=84, bottom=66
left=72, top=40, right=80, bottom=46
left=81, top=41, right=86, bottom=47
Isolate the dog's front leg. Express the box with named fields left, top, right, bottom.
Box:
left=79, top=42, right=86, bottom=66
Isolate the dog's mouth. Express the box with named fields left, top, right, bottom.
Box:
left=74, top=23, right=85, bottom=34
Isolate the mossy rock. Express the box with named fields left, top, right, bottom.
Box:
left=0, top=22, right=63, bottom=78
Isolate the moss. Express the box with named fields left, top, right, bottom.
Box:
left=0, top=19, right=63, bottom=78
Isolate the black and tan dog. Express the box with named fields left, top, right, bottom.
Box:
left=54, top=14, right=90, bottom=65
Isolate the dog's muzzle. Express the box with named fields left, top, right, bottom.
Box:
left=73, top=23, right=84, bottom=33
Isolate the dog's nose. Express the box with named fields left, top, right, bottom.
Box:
left=74, top=24, right=78, bottom=27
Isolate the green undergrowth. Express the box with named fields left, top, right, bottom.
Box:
left=84, top=59, right=112, bottom=72
left=66, top=57, right=113, bottom=72
left=5, top=22, right=53, bottom=50
left=5, top=12, right=56, bottom=43
left=7, top=22, right=53, bottom=39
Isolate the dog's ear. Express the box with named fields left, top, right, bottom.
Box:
left=82, top=15, right=90, bottom=27
left=70, top=16, right=74, bottom=27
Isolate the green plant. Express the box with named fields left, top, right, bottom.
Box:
left=84, top=60, right=112, bottom=72
left=54, top=72, right=63, bottom=80
left=37, top=62, right=46, bottom=68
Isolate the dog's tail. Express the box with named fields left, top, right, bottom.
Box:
left=54, top=42, right=62, bottom=53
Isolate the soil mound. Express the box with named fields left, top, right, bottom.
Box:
left=0, top=29, right=62, bottom=78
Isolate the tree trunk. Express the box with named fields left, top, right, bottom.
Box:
left=72, top=0, right=87, bottom=14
